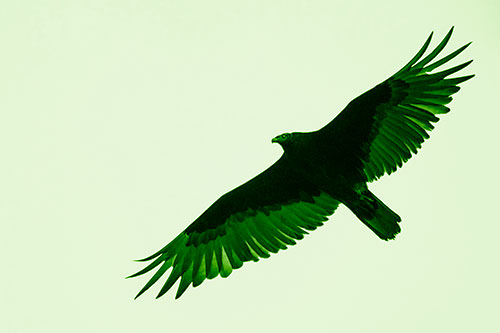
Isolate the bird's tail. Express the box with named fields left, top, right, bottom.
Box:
left=346, top=190, right=401, bottom=240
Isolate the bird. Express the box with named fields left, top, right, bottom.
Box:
left=128, top=27, right=473, bottom=299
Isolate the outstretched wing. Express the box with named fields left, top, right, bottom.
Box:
left=128, top=156, right=340, bottom=299
left=316, top=27, right=474, bottom=182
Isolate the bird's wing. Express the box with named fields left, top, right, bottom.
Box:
left=316, top=27, right=473, bottom=182
left=128, top=157, right=340, bottom=299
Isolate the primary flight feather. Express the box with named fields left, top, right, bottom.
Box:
left=128, top=27, right=473, bottom=299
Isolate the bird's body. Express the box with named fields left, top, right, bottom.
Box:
left=129, top=28, right=473, bottom=299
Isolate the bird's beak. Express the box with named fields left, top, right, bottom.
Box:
left=271, top=137, right=278, bottom=143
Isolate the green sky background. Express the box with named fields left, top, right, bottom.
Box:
left=2, top=1, right=499, bottom=332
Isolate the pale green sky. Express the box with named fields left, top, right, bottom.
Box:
left=1, top=1, right=499, bottom=332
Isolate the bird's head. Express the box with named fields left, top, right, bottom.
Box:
left=272, top=132, right=293, bottom=146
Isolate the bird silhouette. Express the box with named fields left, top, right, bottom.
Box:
left=128, top=27, right=473, bottom=299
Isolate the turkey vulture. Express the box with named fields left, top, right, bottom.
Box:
left=128, top=27, right=473, bottom=299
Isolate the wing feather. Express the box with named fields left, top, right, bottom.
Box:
left=316, top=27, right=473, bottom=182
left=128, top=157, right=340, bottom=299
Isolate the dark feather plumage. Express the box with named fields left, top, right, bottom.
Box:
left=128, top=27, right=473, bottom=299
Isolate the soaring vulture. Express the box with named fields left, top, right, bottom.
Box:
left=128, top=27, right=473, bottom=299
